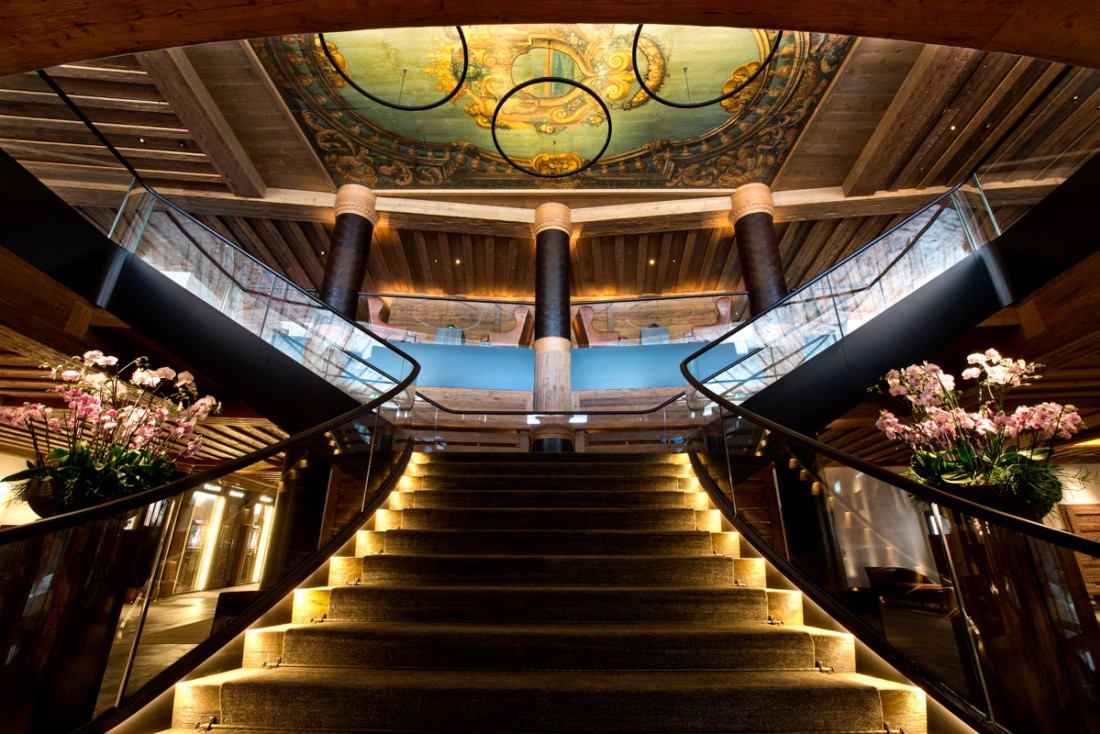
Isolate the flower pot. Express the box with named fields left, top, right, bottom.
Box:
left=952, top=483, right=1055, bottom=522
left=20, top=479, right=68, bottom=518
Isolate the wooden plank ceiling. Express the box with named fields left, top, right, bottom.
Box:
left=0, top=27, right=1098, bottom=462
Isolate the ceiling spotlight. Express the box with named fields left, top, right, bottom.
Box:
left=455, top=259, right=461, bottom=265
left=648, top=258, right=656, bottom=265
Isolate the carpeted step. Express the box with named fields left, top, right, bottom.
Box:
left=328, top=553, right=739, bottom=586
left=399, top=475, right=684, bottom=492
left=174, top=667, right=887, bottom=732
left=393, top=488, right=693, bottom=508
left=325, top=584, right=770, bottom=623
left=368, top=528, right=720, bottom=556
left=266, top=620, right=826, bottom=671
left=396, top=507, right=698, bottom=531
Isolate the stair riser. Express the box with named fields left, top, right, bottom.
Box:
left=409, top=462, right=692, bottom=478
left=394, top=490, right=692, bottom=509
left=278, top=627, right=818, bottom=671
left=328, top=555, right=738, bottom=587
left=326, top=586, right=770, bottom=623
left=373, top=530, right=717, bottom=556
left=209, top=676, right=885, bottom=732
left=401, top=476, right=684, bottom=492
left=397, top=508, right=698, bottom=531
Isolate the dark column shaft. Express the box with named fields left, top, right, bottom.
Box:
left=732, top=183, right=788, bottom=315
left=319, top=184, right=377, bottom=320
left=532, top=203, right=574, bottom=452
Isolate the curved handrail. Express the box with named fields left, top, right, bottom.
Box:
left=414, top=391, right=686, bottom=416
left=0, top=366, right=417, bottom=546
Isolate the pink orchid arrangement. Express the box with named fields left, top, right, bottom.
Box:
left=0, top=350, right=220, bottom=515
left=875, top=348, right=1084, bottom=517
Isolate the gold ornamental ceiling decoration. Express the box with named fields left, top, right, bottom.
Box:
left=254, top=24, right=853, bottom=188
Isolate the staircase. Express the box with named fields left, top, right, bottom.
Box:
left=168, top=453, right=925, bottom=733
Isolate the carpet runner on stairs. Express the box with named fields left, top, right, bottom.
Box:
left=168, top=452, right=925, bottom=733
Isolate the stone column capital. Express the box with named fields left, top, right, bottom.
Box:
left=533, top=202, right=573, bottom=237
left=334, top=184, right=379, bottom=227
left=729, top=183, right=774, bottom=225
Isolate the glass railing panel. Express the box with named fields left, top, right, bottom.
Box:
left=933, top=505, right=1100, bottom=733
left=0, top=497, right=174, bottom=731
left=0, top=400, right=410, bottom=734
left=111, top=408, right=401, bottom=707
left=109, top=183, right=409, bottom=403
left=690, top=400, right=1100, bottom=733
left=393, top=391, right=703, bottom=453
left=359, top=293, right=750, bottom=348
left=687, top=189, right=994, bottom=404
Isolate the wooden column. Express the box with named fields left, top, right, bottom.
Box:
left=731, top=183, right=788, bottom=315
left=319, top=184, right=378, bottom=320
left=532, top=203, right=573, bottom=452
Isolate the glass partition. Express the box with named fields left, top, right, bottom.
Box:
left=0, top=401, right=410, bottom=734
left=688, top=402, right=1100, bottom=734
left=108, top=184, right=414, bottom=404
left=687, top=186, right=997, bottom=404
left=353, top=292, right=750, bottom=348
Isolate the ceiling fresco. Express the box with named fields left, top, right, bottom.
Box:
left=254, top=25, right=853, bottom=189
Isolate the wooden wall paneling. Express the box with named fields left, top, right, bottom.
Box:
left=654, top=231, right=674, bottom=293
left=435, top=230, right=456, bottom=294
left=784, top=219, right=841, bottom=287
left=272, top=219, right=325, bottom=289
left=460, top=233, right=475, bottom=294
left=672, top=229, right=700, bottom=293
left=892, top=52, right=1036, bottom=189
left=373, top=226, right=412, bottom=293
left=248, top=216, right=314, bottom=288
left=914, top=57, right=1063, bottom=188
left=186, top=40, right=335, bottom=193
left=405, top=229, right=434, bottom=293
left=137, top=48, right=267, bottom=198
left=591, top=236, right=608, bottom=294
left=693, top=227, right=727, bottom=293
left=842, top=45, right=985, bottom=197
left=600, top=235, right=619, bottom=296
left=714, top=233, right=741, bottom=293
left=986, top=67, right=1095, bottom=181
left=502, top=235, right=520, bottom=297
left=517, top=233, right=536, bottom=296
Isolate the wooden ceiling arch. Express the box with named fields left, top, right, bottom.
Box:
left=1, top=0, right=1098, bottom=77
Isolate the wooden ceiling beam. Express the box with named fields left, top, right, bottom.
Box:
left=137, top=48, right=267, bottom=198
left=842, top=45, right=985, bottom=197
left=44, top=178, right=1063, bottom=239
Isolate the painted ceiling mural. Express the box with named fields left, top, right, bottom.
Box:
left=254, top=25, right=853, bottom=188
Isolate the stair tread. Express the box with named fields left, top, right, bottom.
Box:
left=211, top=666, right=883, bottom=689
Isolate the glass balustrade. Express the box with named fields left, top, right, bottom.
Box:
left=686, top=184, right=998, bottom=404
left=686, top=403, right=1100, bottom=733
left=0, top=394, right=413, bottom=734
left=107, top=183, right=414, bottom=404
left=350, top=292, right=749, bottom=348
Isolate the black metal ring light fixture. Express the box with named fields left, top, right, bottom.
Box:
left=631, top=26, right=783, bottom=109
left=318, top=27, right=469, bottom=112
left=490, top=76, right=612, bottom=179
